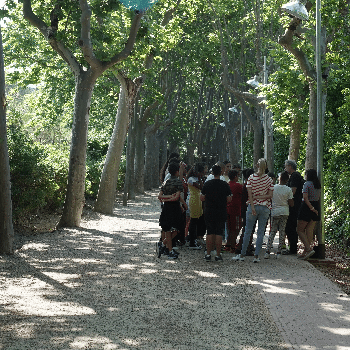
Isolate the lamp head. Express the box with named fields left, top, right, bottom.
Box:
left=281, top=1, right=309, bottom=21
left=247, top=75, right=260, bottom=88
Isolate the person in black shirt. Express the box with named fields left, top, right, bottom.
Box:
left=201, top=165, right=232, bottom=262
left=284, top=160, right=304, bottom=255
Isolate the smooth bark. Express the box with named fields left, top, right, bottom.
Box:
left=0, top=27, right=14, bottom=255
left=23, top=0, right=142, bottom=226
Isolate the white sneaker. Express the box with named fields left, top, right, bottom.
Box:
left=253, top=257, right=261, bottom=263
left=232, top=254, right=245, bottom=261
left=264, top=253, right=270, bottom=259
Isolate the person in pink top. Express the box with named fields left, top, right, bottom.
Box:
left=232, top=158, right=274, bottom=263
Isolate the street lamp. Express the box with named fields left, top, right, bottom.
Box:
left=281, top=0, right=325, bottom=259
left=281, top=1, right=309, bottom=21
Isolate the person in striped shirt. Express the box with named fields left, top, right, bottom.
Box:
left=232, top=158, right=274, bottom=263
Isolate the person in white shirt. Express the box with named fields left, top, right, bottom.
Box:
left=264, top=171, right=294, bottom=259
left=205, top=161, right=226, bottom=182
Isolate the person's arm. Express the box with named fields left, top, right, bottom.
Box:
left=200, top=193, right=205, bottom=202
left=247, top=187, right=256, bottom=215
left=254, top=189, right=273, bottom=200
left=159, top=191, right=181, bottom=202
left=288, top=198, right=294, bottom=207
left=303, top=192, right=318, bottom=215
left=227, top=195, right=232, bottom=203
left=291, top=187, right=297, bottom=196
left=179, top=194, right=188, bottom=209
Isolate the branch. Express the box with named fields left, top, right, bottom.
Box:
left=161, top=0, right=182, bottom=26
left=23, top=0, right=81, bottom=75
left=103, top=12, right=143, bottom=69
left=278, top=16, right=316, bottom=81
left=78, top=0, right=101, bottom=68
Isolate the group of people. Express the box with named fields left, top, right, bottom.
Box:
left=157, top=154, right=321, bottom=262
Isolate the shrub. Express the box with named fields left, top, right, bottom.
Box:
left=7, top=124, right=69, bottom=219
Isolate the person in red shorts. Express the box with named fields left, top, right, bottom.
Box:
left=226, top=170, right=243, bottom=253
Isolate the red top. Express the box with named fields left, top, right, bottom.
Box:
left=227, top=181, right=243, bottom=216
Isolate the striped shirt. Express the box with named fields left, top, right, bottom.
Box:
left=246, top=173, right=274, bottom=209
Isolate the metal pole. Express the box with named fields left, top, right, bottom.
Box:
left=316, top=0, right=325, bottom=258
left=241, top=108, right=243, bottom=174
left=263, top=56, right=268, bottom=161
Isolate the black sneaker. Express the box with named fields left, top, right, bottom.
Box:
left=168, top=251, right=179, bottom=259
left=215, top=255, right=223, bottom=262
left=156, top=241, right=163, bottom=258
left=205, top=255, right=211, bottom=262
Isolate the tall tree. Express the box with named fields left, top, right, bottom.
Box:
left=0, top=26, right=14, bottom=255
left=22, top=0, right=143, bottom=227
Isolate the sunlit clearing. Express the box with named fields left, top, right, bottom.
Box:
left=124, top=338, right=141, bottom=345
left=194, top=270, right=219, bottom=278
left=221, top=282, right=236, bottom=286
left=1, top=278, right=96, bottom=316
left=70, top=336, right=118, bottom=349
left=248, top=280, right=300, bottom=295
left=142, top=262, right=156, bottom=266
left=319, top=303, right=344, bottom=313
left=42, top=272, right=81, bottom=287
left=319, top=326, right=350, bottom=335
left=118, top=264, right=136, bottom=270
left=139, top=268, right=157, bottom=274
left=20, top=243, right=50, bottom=251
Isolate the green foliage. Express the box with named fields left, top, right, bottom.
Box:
left=324, top=135, right=350, bottom=246
left=7, top=121, right=69, bottom=219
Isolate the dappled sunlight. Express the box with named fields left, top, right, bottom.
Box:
left=70, top=336, right=118, bottom=349
left=248, top=279, right=301, bottom=295
left=0, top=277, right=96, bottom=317
left=319, top=326, right=350, bottom=336
left=194, top=270, right=219, bottom=278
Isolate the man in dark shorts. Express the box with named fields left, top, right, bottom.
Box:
left=200, top=165, right=232, bottom=262
left=284, top=160, right=303, bottom=255
left=158, top=163, right=184, bottom=259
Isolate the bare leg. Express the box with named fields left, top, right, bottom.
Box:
left=297, top=220, right=311, bottom=251
left=215, top=235, right=223, bottom=256
left=306, top=220, right=316, bottom=245
left=206, top=234, right=214, bottom=255
left=165, top=231, right=172, bottom=251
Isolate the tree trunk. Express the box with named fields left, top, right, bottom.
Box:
left=58, top=70, right=97, bottom=228
left=0, top=27, right=14, bottom=255
left=144, top=128, right=159, bottom=190
left=94, top=74, right=142, bottom=213
left=94, top=79, right=128, bottom=214
left=289, top=116, right=302, bottom=162
left=133, top=117, right=146, bottom=194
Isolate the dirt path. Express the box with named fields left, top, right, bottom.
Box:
left=1, top=191, right=287, bottom=350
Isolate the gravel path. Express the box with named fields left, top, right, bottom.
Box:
left=0, top=191, right=288, bottom=350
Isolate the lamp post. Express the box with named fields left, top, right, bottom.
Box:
left=281, top=0, right=325, bottom=259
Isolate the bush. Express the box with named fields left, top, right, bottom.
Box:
left=7, top=124, right=69, bottom=219
left=324, top=135, right=350, bottom=248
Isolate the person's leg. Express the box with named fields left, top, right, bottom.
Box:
left=206, top=234, right=214, bottom=256
left=277, top=216, right=288, bottom=253
left=297, top=220, right=311, bottom=251
left=165, top=231, right=172, bottom=251
left=266, top=216, right=279, bottom=253
left=188, top=217, right=198, bottom=246
left=285, top=208, right=299, bottom=253
left=306, top=220, right=316, bottom=245
left=254, top=206, right=270, bottom=257
left=241, top=205, right=257, bottom=256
